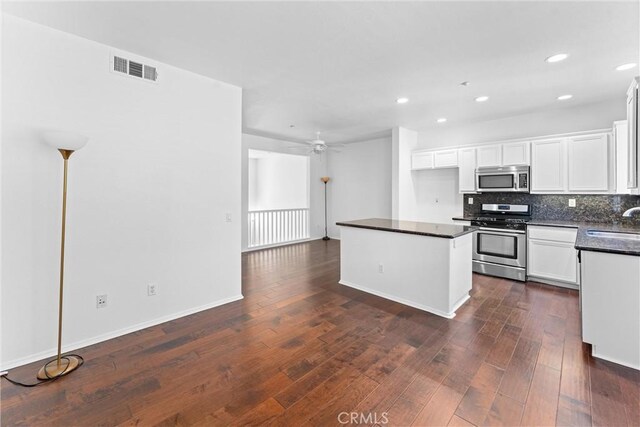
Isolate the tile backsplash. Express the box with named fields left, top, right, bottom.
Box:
left=463, top=193, right=640, bottom=224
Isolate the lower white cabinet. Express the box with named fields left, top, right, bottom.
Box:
left=581, top=250, right=640, bottom=369
left=527, top=225, right=579, bottom=288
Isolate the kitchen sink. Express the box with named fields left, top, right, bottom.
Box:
left=585, top=230, right=640, bottom=241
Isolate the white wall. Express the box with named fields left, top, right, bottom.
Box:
left=416, top=98, right=624, bottom=149
left=414, top=168, right=463, bottom=224
left=1, top=15, right=242, bottom=369
left=392, top=127, right=419, bottom=220
left=248, top=151, right=309, bottom=211
left=326, top=137, right=392, bottom=238
left=241, top=133, right=327, bottom=251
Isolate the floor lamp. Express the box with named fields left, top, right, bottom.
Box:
left=38, top=130, right=89, bottom=380
left=321, top=176, right=330, bottom=241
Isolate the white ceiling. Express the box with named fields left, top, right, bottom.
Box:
left=3, top=1, right=639, bottom=144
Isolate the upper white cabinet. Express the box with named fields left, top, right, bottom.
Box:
left=531, top=133, right=613, bottom=194
left=567, top=134, right=611, bottom=193
left=476, top=145, right=502, bottom=167
left=476, top=142, right=530, bottom=167
left=614, top=121, right=632, bottom=194
left=531, top=138, right=566, bottom=192
left=627, top=77, right=639, bottom=190
left=434, top=150, right=458, bottom=168
left=411, top=151, right=434, bottom=170
left=502, top=141, right=530, bottom=166
left=458, top=147, right=477, bottom=193
left=411, top=149, right=457, bottom=170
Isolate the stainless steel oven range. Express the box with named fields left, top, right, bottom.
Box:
left=470, top=204, right=531, bottom=282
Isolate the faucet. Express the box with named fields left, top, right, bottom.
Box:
left=623, top=207, right=640, bottom=217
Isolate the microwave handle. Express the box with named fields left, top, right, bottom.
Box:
left=514, top=173, right=519, bottom=191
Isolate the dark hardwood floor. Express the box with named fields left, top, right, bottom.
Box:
left=1, top=239, right=638, bottom=426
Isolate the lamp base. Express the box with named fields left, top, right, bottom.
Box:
left=37, top=356, right=80, bottom=380
left=322, top=236, right=331, bottom=241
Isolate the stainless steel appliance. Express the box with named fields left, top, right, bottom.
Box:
left=476, top=166, right=530, bottom=193
left=470, top=204, right=531, bottom=282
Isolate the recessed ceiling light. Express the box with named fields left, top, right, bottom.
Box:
left=396, top=97, right=409, bottom=104
left=460, top=81, right=470, bottom=87
left=557, top=94, right=573, bottom=100
left=616, top=63, right=637, bottom=71
left=437, top=118, right=447, bottom=123
left=289, top=124, right=295, bottom=128
left=545, top=53, right=569, bottom=63
left=475, top=96, right=489, bottom=102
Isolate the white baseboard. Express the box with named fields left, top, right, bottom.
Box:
left=339, top=279, right=465, bottom=319
left=242, top=237, right=323, bottom=253
left=591, top=345, right=640, bottom=371
left=0, top=294, right=244, bottom=371
left=527, top=276, right=579, bottom=290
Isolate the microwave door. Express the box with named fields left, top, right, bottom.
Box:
left=477, top=173, right=515, bottom=191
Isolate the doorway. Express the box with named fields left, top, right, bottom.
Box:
left=247, top=150, right=310, bottom=248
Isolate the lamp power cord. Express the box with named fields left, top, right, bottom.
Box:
left=0, top=354, right=84, bottom=387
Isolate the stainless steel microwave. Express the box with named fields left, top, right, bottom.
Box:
left=476, top=166, right=530, bottom=192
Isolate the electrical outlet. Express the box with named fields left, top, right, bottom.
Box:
left=225, top=213, right=232, bottom=222
left=96, top=295, right=107, bottom=309
left=378, top=264, right=384, bottom=273
left=147, top=283, right=157, bottom=296
left=568, top=199, right=576, bottom=208
left=468, top=197, right=474, bottom=205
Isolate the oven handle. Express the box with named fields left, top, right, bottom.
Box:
left=477, top=227, right=526, bottom=235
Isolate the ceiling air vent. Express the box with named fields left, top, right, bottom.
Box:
left=111, top=54, right=158, bottom=83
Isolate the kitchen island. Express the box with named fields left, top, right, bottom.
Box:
left=336, top=218, right=476, bottom=318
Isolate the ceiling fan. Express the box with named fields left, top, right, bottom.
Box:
left=290, top=132, right=343, bottom=155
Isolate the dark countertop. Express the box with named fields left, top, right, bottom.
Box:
left=451, top=216, right=640, bottom=256
left=336, top=218, right=476, bottom=239
left=524, top=219, right=640, bottom=256
left=452, top=217, right=475, bottom=222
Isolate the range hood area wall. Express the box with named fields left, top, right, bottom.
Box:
left=463, top=193, right=640, bottom=224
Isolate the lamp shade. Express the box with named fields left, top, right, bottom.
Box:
left=320, top=176, right=330, bottom=183
left=42, top=130, right=89, bottom=151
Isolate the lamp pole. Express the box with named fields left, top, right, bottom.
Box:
left=321, top=177, right=330, bottom=241
left=37, top=131, right=88, bottom=380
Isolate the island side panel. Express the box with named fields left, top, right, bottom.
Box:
left=448, top=233, right=473, bottom=312
left=339, top=226, right=458, bottom=318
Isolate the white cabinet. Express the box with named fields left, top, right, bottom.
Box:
left=411, top=149, right=457, bottom=170
left=581, top=250, right=640, bottom=369
left=458, top=148, right=477, bottom=193
left=476, top=145, right=502, bottom=167
left=532, top=134, right=613, bottom=194
left=527, top=225, right=579, bottom=288
left=627, top=77, right=639, bottom=189
left=477, top=142, right=530, bottom=167
left=567, top=134, right=611, bottom=192
left=502, top=141, right=530, bottom=166
left=434, top=150, right=458, bottom=168
left=531, top=139, right=566, bottom=193
left=411, top=152, right=434, bottom=170
left=614, top=121, right=632, bottom=194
